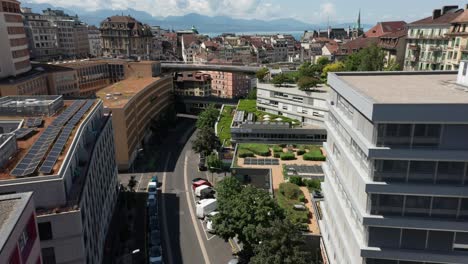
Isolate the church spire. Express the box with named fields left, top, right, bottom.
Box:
left=357, top=9, right=361, bottom=29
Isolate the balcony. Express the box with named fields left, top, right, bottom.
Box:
left=428, top=46, right=443, bottom=52
left=407, top=34, right=449, bottom=40
left=408, top=44, right=420, bottom=50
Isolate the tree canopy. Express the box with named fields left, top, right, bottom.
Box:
left=321, top=62, right=345, bottom=79
left=297, top=76, right=321, bottom=91
left=256, top=67, right=269, bottom=82
left=271, top=73, right=294, bottom=87
left=344, top=44, right=385, bottom=71
left=196, top=105, right=219, bottom=130
left=192, top=127, right=218, bottom=155
left=207, top=153, right=223, bottom=171
left=246, top=87, right=257, bottom=100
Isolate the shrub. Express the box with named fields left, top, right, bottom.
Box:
left=279, top=144, right=287, bottom=148
left=297, top=149, right=306, bottom=155
left=303, top=148, right=326, bottom=161
left=279, top=183, right=302, bottom=200
left=303, top=179, right=322, bottom=190
left=280, top=152, right=296, bottom=160
left=272, top=145, right=283, bottom=153
left=239, top=143, right=270, bottom=157
left=238, top=149, right=254, bottom=158
left=298, top=193, right=306, bottom=203
left=289, top=176, right=303, bottom=186
left=274, top=152, right=281, bottom=158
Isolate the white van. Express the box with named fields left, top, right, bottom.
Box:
left=196, top=199, right=217, bottom=219
left=194, top=185, right=211, bottom=197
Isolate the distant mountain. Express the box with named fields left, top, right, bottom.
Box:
left=22, top=2, right=370, bottom=34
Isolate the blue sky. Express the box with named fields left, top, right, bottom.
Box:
left=26, top=0, right=468, bottom=24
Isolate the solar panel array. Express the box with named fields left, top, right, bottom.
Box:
left=14, top=128, right=35, bottom=139
left=10, top=100, right=95, bottom=177
left=234, top=111, right=245, bottom=122
left=244, top=158, right=279, bottom=166
left=10, top=126, right=61, bottom=177
left=26, top=117, right=43, bottom=128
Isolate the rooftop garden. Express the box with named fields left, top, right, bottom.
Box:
left=217, top=105, right=235, bottom=146
left=277, top=182, right=309, bottom=230
left=237, top=99, right=300, bottom=126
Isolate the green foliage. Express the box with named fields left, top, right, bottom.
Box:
left=246, top=88, right=257, bottom=99
left=289, top=176, right=303, bottom=186
left=237, top=99, right=300, bottom=126
left=302, top=147, right=326, bottom=161
left=271, top=145, right=283, bottom=153
left=196, top=105, right=219, bottom=130
left=298, top=62, right=316, bottom=78
left=280, top=152, right=296, bottom=160
left=238, top=149, right=255, bottom=158
left=256, top=67, right=269, bottom=82
left=207, top=153, right=223, bottom=172
left=217, top=106, right=234, bottom=145
left=239, top=143, right=270, bottom=157
left=250, top=219, right=311, bottom=264
left=273, top=152, right=281, bottom=158
left=303, top=179, right=322, bottom=190
left=297, top=76, right=321, bottom=91
left=279, top=182, right=302, bottom=200
left=296, top=149, right=306, bottom=155
left=344, top=44, right=385, bottom=71
left=237, top=99, right=257, bottom=113
left=384, top=58, right=402, bottom=71
left=215, top=176, right=243, bottom=208
left=192, top=128, right=218, bottom=156
left=317, top=56, right=330, bottom=66
left=322, top=61, right=345, bottom=79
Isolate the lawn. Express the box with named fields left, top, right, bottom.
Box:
left=238, top=143, right=270, bottom=157
left=237, top=99, right=300, bottom=127
left=303, top=146, right=326, bottom=161
left=217, top=105, right=235, bottom=146
left=277, top=183, right=309, bottom=229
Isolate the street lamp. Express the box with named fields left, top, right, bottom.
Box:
left=116, top=249, right=140, bottom=264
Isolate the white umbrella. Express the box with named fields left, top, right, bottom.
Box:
left=275, top=118, right=283, bottom=121
left=263, top=114, right=271, bottom=118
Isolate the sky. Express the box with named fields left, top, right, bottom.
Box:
left=25, top=0, right=468, bottom=24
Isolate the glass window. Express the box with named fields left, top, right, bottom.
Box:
left=408, top=161, right=435, bottom=183
left=436, top=162, right=465, bottom=185
left=371, top=194, right=403, bottom=216
left=374, top=160, right=408, bottom=182
left=413, top=124, right=441, bottom=148
left=404, top=196, right=430, bottom=217
left=401, top=229, right=427, bottom=250
left=41, top=247, right=56, bottom=264
left=368, top=227, right=400, bottom=248
left=38, top=222, right=53, bottom=240
left=432, top=197, right=459, bottom=219
left=427, top=231, right=454, bottom=251
left=459, top=199, right=468, bottom=219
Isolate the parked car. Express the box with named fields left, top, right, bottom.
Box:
left=192, top=177, right=207, bottom=183
left=192, top=179, right=212, bottom=191
left=293, top=203, right=307, bottom=211
left=196, top=198, right=217, bottom=219
left=147, top=194, right=156, bottom=207
left=147, top=182, right=157, bottom=195
left=149, top=246, right=163, bottom=264
left=149, top=216, right=159, bottom=231
left=195, top=185, right=212, bottom=197
left=206, top=211, right=219, bottom=233
left=149, top=230, right=161, bottom=247
left=313, top=190, right=324, bottom=199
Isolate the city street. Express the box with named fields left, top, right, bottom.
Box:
left=122, top=118, right=234, bottom=264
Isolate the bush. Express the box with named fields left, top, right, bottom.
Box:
left=298, top=193, right=306, bottom=203
left=279, top=183, right=302, bottom=200
left=272, top=145, right=283, bottom=153
left=274, top=152, right=281, bottom=158
left=279, top=144, right=287, bottom=148
left=280, top=152, right=296, bottom=160
left=297, top=149, right=306, bottom=155
left=238, top=149, right=254, bottom=158
left=289, top=176, right=303, bottom=186
left=303, top=179, right=322, bottom=190
left=239, top=143, right=270, bottom=157
left=303, top=148, right=326, bottom=161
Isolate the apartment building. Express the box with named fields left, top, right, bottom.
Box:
left=174, top=71, right=212, bottom=97
left=0, top=95, right=118, bottom=264
left=404, top=6, right=462, bottom=71
left=22, top=8, right=59, bottom=61
left=87, top=25, right=102, bottom=57
left=97, top=64, right=173, bottom=170
left=445, top=7, right=468, bottom=70
left=0, top=0, right=32, bottom=78
left=378, top=29, right=407, bottom=69
left=205, top=71, right=255, bottom=98
left=0, top=192, right=41, bottom=264
left=256, top=83, right=328, bottom=127
left=100, top=15, right=152, bottom=59
left=321, top=68, right=468, bottom=264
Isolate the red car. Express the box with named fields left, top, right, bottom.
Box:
left=192, top=179, right=212, bottom=190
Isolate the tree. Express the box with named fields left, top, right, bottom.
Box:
left=384, top=58, right=402, bottom=71
left=297, top=76, right=321, bottom=91
left=256, top=67, right=269, bottom=82
left=246, top=87, right=257, bottom=100
left=192, top=128, right=218, bottom=155
left=250, top=219, right=312, bottom=264
left=196, top=105, right=219, bottom=130
left=127, top=176, right=137, bottom=192
left=207, top=153, right=223, bottom=172
left=215, top=176, right=242, bottom=207
left=322, top=61, right=345, bottom=79
left=271, top=73, right=289, bottom=87
left=316, top=56, right=330, bottom=67
left=298, top=62, right=316, bottom=78
left=344, top=44, right=385, bottom=71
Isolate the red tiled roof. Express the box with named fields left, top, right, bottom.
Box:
left=410, top=9, right=463, bottom=26
left=337, top=36, right=379, bottom=55
left=365, top=21, right=407, bottom=37
left=452, top=9, right=468, bottom=23
left=380, top=29, right=407, bottom=39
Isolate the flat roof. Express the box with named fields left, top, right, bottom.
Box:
left=0, top=100, right=97, bottom=180
left=335, top=72, right=468, bottom=104
left=0, top=192, right=32, bottom=252
left=257, top=82, right=329, bottom=100
left=97, top=76, right=162, bottom=108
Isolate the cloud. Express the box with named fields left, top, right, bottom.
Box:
left=320, top=2, right=336, bottom=17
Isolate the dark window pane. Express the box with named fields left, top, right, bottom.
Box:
left=371, top=194, right=403, bottom=216
left=374, top=160, right=408, bottom=182
left=427, top=231, right=454, bottom=251
left=404, top=196, right=430, bottom=217
left=38, top=222, right=52, bottom=241
left=408, top=161, right=435, bottom=183
left=366, top=259, right=398, bottom=264
left=432, top=197, right=458, bottom=218
left=460, top=199, right=468, bottom=219
left=401, top=229, right=427, bottom=250
left=41, top=247, right=56, bottom=264
left=368, top=227, right=400, bottom=248
left=436, top=162, right=465, bottom=185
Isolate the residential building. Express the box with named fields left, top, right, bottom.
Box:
left=445, top=7, right=468, bottom=70
left=205, top=71, right=255, bottom=99
left=335, top=36, right=380, bottom=59
left=174, top=71, right=212, bottom=97
left=256, top=83, right=328, bottom=127
left=321, top=67, right=468, bottom=264
left=100, top=15, right=152, bottom=59
left=97, top=62, right=173, bottom=170
left=378, top=29, right=407, bottom=68
left=22, top=7, right=59, bottom=61
left=0, top=95, right=118, bottom=264
left=87, top=25, right=102, bottom=57
left=181, top=34, right=200, bottom=62
left=0, top=0, right=31, bottom=78
left=0, top=192, right=41, bottom=264
left=365, top=21, right=407, bottom=38
left=404, top=6, right=462, bottom=71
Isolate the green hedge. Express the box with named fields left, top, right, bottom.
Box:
left=303, top=179, right=322, bottom=190
left=239, top=143, right=270, bottom=157
left=303, top=148, right=326, bottom=161
left=297, top=149, right=306, bottom=155
left=274, top=152, right=282, bottom=158
left=272, top=146, right=283, bottom=153
left=280, top=152, right=296, bottom=160
left=238, top=149, right=255, bottom=158
left=289, top=176, right=303, bottom=186
left=279, top=182, right=302, bottom=200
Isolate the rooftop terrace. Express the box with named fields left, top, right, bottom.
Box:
left=0, top=192, right=32, bottom=251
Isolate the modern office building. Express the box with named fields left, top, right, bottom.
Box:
left=256, top=83, right=328, bottom=127
left=0, top=0, right=32, bottom=78
left=0, top=95, right=119, bottom=264
left=321, top=67, right=468, bottom=264
left=0, top=192, right=41, bottom=264
left=97, top=63, right=173, bottom=170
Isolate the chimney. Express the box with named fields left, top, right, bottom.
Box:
left=433, top=9, right=442, bottom=20
left=441, top=5, right=459, bottom=15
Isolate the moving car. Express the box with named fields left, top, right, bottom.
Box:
left=149, top=230, right=161, bottom=247
left=147, top=194, right=156, bottom=207
left=147, top=182, right=157, bottom=195
left=196, top=198, right=217, bottom=219
left=192, top=179, right=212, bottom=191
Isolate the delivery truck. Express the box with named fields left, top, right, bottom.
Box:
left=196, top=198, right=217, bottom=219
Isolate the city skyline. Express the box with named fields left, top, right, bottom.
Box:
left=24, top=0, right=468, bottom=24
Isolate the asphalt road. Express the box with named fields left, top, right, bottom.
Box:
left=126, top=118, right=234, bottom=264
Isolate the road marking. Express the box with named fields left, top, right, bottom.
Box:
left=161, top=153, right=174, bottom=264
left=184, top=155, right=212, bottom=264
